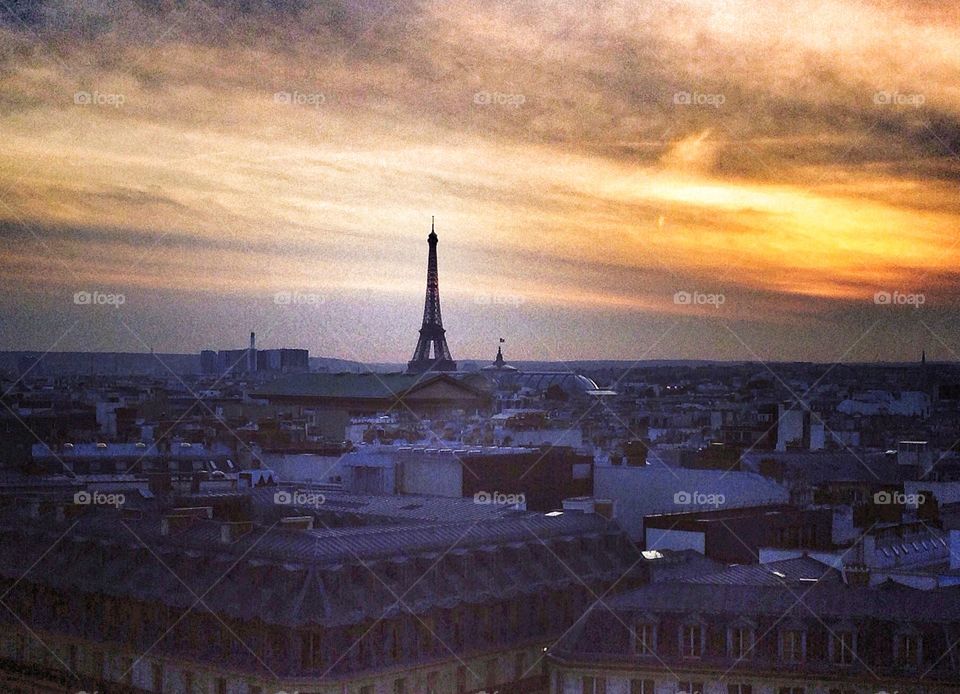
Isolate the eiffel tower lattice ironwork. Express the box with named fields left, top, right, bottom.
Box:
left=407, top=217, right=457, bottom=373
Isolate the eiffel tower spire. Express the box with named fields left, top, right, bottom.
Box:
left=407, top=218, right=457, bottom=373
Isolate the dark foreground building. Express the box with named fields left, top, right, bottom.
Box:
left=548, top=556, right=960, bottom=694
left=0, top=487, right=641, bottom=693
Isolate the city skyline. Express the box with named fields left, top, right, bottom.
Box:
left=2, top=0, right=960, bottom=363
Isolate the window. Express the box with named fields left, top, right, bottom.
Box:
left=729, top=627, right=753, bottom=659
left=680, top=625, right=702, bottom=658
left=635, top=623, right=656, bottom=655
left=427, top=671, right=439, bottom=693
left=631, top=680, right=654, bottom=694
left=778, top=688, right=804, bottom=694
left=896, top=633, right=921, bottom=666
left=486, top=658, right=498, bottom=689
left=185, top=672, right=196, bottom=694
left=678, top=681, right=703, bottom=694
left=583, top=676, right=607, bottom=694
left=829, top=689, right=856, bottom=694
left=152, top=662, right=164, bottom=693
left=456, top=665, right=467, bottom=693
left=728, top=686, right=752, bottom=694
left=393, top=677, right=406, bottom=694
left=216, top=678, right=227, bottom=694
left=831, top=630, right=856, bottom=665
left=389, top=623, right=402, bottom=661
left=780, top=629, right=805, bottom=663
left=360, top=687, right=373, bottom=694
left=301, top=630, right=323, bottom=669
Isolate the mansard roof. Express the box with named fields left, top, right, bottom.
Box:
left=0, top=493, right=640, bottom=629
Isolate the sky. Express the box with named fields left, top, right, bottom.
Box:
left=1, top=0, right=959, bottom=364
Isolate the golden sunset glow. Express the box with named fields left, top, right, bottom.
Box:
left=1, top=0, right=959, bottom=361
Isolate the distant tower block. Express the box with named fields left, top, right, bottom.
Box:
left=407, top=217, right=457, bottom=373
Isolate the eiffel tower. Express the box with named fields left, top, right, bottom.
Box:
left=407, top=217, right=457, bottom=373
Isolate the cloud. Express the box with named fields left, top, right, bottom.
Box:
left=0, top=0, right=959, bottom=360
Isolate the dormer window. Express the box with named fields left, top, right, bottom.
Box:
left=680, top=623, right=704, bottom=658
left=727, top=621, right=755, bottom=660
left=632, top=620, right=657, bottom=656
left=829, top=629, right=856, bottom=665
left=779, top=627, right=806, bottom=663
left=895, top=631, right=922, bottom=667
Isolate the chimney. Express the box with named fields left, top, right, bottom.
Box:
left=594, top=498, right=616, bottom=520
left=220, top=521, right=254, bottom=544
left=249, top=331, right=256, bottom=373
left=279, top=516, right=314, bottom=530
left=159, top=507, right=212, bottom=536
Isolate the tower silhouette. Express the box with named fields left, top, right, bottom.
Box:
left=407, top=217, right=457, bottom=373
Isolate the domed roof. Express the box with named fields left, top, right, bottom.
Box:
left=481, top=346, right=519, bottom=372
